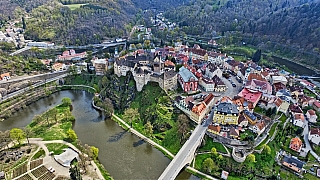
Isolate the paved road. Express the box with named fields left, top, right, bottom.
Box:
left=0, top=73, right=67, bottom=103
left=9, top=46, right=31, bottom=56
left=159, top=109, right=215, bottom=180
left=0, top=71, right=66, bottom=85
left=302, top=120, right=320, bottom=162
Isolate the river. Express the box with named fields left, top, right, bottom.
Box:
left=0, top=90, right=198, bottom=180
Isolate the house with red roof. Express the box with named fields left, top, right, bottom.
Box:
left=289, top=104, right=303, bottom=115
left=208, top=125, right=221, bottom=135
left=309, top=128, right=320, bottom=145
left=289, top=137, right=303, bottom=152
left=306, top=109, right=317, bottom=123
left=57, top=49, right=86, bottom=61
left=238, top=88, right=262, bottom=108
left=292, top=113, right=305, bottom=128
left=313, top=101, right=320, bottom=112
left=250, top=120, right=266, bottom=135
left=0, top=73, right=10, bottom=81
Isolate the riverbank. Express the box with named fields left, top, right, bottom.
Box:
left=1, top=99, right=112, bottom=180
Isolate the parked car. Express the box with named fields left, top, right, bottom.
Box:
left=48, top=167, right=55, bottom=173
left=232, top=83, right=236, bottom=87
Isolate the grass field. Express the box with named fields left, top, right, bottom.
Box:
left=46, top=143, right=69, bottom=155
left=64, top=4, right=87, bottom=10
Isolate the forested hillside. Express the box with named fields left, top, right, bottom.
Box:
left=164, top=0, right=319, bottom=51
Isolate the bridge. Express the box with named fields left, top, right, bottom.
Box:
left=9, top=41, right=126, bottom=56
left=158, top=111, right=214, bottom=180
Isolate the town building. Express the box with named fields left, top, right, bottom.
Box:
left=243, top=109, right=257, bottom=125
left=0, top=73, right=11, bottom=81
left=282, top=156, right=305, bottom=173
left=178, top=66, right=199, bottom=92
left=306, top=109, right=317, bottom=123
left=289, top=137, right=303, bottom=152
left=292, top=113, right=305, bottom=128
left=250, top=120, right=266, bottom=135
left=114, top=53, right=177, bottom=92
left=199, top=77, right=215, bottom=92
left=57, top=49, right=87, bottom=61
left=92, top=58, right=108, bottom=75
left=309, top=128, right=320, bottom=145
left=175, top=93, right=215, bottom=124
left=237, top=114, right=248, bottom=127
left=313, top=101, right=320, bottom=112
left=213, top=101, right=239, bottom=125
left=208, top=125, right=221, bottom=135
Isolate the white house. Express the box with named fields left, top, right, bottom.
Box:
left=292, top=113, right=305, bottom=128
left=309, top=128, right=320, bottom=145
left=306, top=109, right=317, bottom=123
left=249, top=121, right=266, bottom=135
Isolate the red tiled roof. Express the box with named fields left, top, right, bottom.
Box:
left=307, top=109, right=316, bottom=116
left=294, top=113, right=305, bottom=121
left=203, top=93, right=214, bottom=106
left=310, top=128, right=320, bottom=136
left=208, top=125, right=221, bottom=133
left=314, top=101, right=320, bottom=108
left=247, top=73, right=266, bottom=81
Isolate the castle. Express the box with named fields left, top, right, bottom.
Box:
left=114, top=52, right=177, bottom=92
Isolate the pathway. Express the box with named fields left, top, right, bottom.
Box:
left=13, top=138, right=104, bottom=180
left=302, top=120, right=320, bottom=162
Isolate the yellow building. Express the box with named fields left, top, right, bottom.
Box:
left=213, top=102, right=239, bottom=125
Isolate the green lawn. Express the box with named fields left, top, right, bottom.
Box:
left=304, top=89, right=317, bottom=98
left=194, top=153, right=211, bottom=170
left=269, top=122, right=278, bottom=138
left=199, top=136, right=228, bottom=153
left=64, top=4, right=87, bottom=10
left=46, top=143, right=69, bottom=155
left=32, top=148, right=45, bottom=160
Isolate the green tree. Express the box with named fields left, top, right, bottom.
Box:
left=22, top=127, right=34, bottom=145
left=246, top=154, right=256, bottom=163
left=202, top=158, right=217, bottom=173
left=33, top=114, right=42, bottom=124
left=10, top=128, right=26, bottom=145
left=90, top=146, right=99, bottom=160
left=62, top=97, right=72, bottom=107
left=211, top=147, right=218, bottom=157
left=123, top=108, right=140, bottom=127
left=51, top=108, right=58, bottom=123
left=67, top=129, right=77, bottom=142
left=143, top=40, right=151, bottom=49
left=177, top=114, right=190, bottom=143
left=263, top=144, right=271, bottom=155
left=144, top=121, right=153, bottom=137
left=102, top=98, right=114, bottom=117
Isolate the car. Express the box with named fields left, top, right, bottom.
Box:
left=48, top=167, right=55, bottom=173
left=232, top=83, right=236, bottom=87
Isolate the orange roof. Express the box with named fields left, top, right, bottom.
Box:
left=164, top=60, right=175, bottom=67
left=192, top=103, right=206, bottom=115
left=290, top=137, right=302, bottom=150
left=307, top=109, right=316, bottom=116
left=256, top=121, right=266, bottom=130
left=203, top=93, right=214, bottom=106
left=0, top=73, right=10, bottom=78
left=208, top=125, right=221, bottom=133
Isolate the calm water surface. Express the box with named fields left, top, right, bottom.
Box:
left=0, top=90, right=198, bottom=180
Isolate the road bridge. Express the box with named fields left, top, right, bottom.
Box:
left=159, top=111, right=214, bottom=180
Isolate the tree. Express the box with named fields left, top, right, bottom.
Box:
left=33, top=114, right=42, bottom=124
left=69, top=163, right=82, bottom=180
left=123, top=108, right=140, bottom=127
left=90, top=146, right=99, bottom=160
left=102, top=98, right=114, bottom=117
left=23, top=127, right=34, bottom=145
left=10, top=128, right=26, bottom=145
left=51, top=108, right=58, bottom=123
left=246, top=154, right=256, bottom=163
left=177, top=114, right=189, bottom=143
left=143, top=40, right=151, bottom=49
left=62, top=97, right=72, bottom=107
left=263, top=144, right=271, bottom=155
left=144, top=121, right=153, bottom=137
left=211, top=147, right=218, bottom=157
left=252, top=49, right=262, bottom=62
left=202, top=158, right=217, bottom=173
left=67, top=129, right=77, bottom=142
